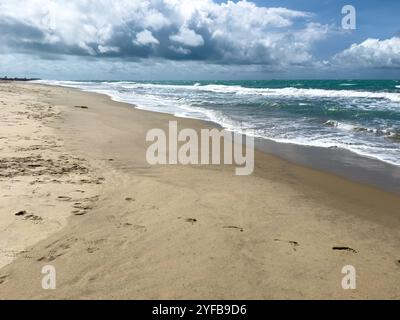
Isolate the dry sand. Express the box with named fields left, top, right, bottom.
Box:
left=0, top=83, right=399, bottom=299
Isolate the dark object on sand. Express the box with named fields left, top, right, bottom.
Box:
left=14, top=210, right=42, bottom=222
left=332, top=246, right=357, bottom=253
left=74, top=105, right=89, bottom=109
left=185, top=218, right=197, bottom=224
left=1, top=77, right=40, bottom=81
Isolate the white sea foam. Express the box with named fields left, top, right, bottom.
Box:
left=36, top=80, right=400, bottom=102
left=194, top=85, right=400, bottom=102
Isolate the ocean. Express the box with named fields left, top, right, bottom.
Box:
left=35, top=79, right=400, bottom=167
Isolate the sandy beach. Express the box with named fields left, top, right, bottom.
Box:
left=0, top=82, right=399, bottom=299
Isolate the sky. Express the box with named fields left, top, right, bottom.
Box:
left=0, top=0, right=399, bottom=80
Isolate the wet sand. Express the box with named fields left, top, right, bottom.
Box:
left=254, top=137, right=400, bottom=195
left=0, top=83, right=399, bottom=299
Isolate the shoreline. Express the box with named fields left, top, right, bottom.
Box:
left=39, top=82, right=400, bottom=195
left=34, top=80, right=400, bottom=173
left=0, top=83, right=399, bottom=299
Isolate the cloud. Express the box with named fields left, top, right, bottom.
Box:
left=98, top=45, right=120, bottom=53
left=134, top=30, right=160, bottom=46
left=0, top=0, right=329, bottom=66
left=170, top=27, right=204, bottom=47
left=334, top=36, right=400, bottom=68
left=169, top=45, right=191, bottom=55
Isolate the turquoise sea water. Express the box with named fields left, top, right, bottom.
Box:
left=36, top=80, right=400, bottom=166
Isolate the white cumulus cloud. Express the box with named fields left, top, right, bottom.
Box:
left=134, top=30, right=160, bottom=46
left=169, top=27, right=204, bottom=47
left=334, top=36, right=400, bottom=68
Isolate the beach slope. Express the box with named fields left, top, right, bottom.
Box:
left=0, top=83, right=399, bottom=299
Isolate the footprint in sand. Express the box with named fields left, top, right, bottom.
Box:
left=274, top=238, right=299, bottom=251
left=178, top=217, right=197, bottom=225
left=332, top=246, right=357, bottom=254
left=223, top=226, right=244, bottom=232
left=117, top=222, right=133, bottom=228
left=72, top=210, right=87, bottom=216
left=37, top=237, right=79, bottom=262
left=133, top=225, right=147, bottom=232
left=73, top=203, right=93, bottom=211
left=57, top=196, right=72, bottom=201
left=72, top=197, right=98, bottom=215
left=142, top=204, right=158, bottom=210
left=0, top=274, right=9, bottom=285
left=24, top=214, right=43, bottom=223
left=37, top=250, right=64, bottom=262
left=86, top=247, right=99, bottom=254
